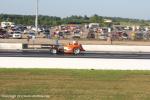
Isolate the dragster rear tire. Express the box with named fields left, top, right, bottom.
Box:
left=73, top=48, right=80, bottom=55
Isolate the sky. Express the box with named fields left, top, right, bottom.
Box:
left=0, top=0, right=150, bottom=19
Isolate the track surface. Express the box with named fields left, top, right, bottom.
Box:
left=0, top=50, right=150, bottom=59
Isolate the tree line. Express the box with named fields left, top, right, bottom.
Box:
left=0, top=14, right=149, bottom=26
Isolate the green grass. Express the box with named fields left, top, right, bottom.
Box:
left=0, top=69, right=150, bottom=100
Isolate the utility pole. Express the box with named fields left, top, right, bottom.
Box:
left=32, top=0, right=38, bottom=49
left=35, top=0, right=38, bottom=35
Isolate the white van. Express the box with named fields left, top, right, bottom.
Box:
left=89, top=23, right=99, bottom=29
left=12, top=31, right=22, bottom=39
left=1, top=22, right=15, bottom=28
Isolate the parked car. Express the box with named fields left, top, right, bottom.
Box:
left=87, top=33, right=95, bottom=39
left=136, top=32, right=143, bottom=40
left=12, top=31, right=22, bottom=39
left=43, top=30, right=50, bottom=38
left=58, top=32, right=64, bottom=38
left=99, top=33, right=108, bottom=40
left=122, top=32, right=128, bottom=40
left=0, top=29, right=9, bottom=38
left=28, top=32, right=36, bottom=39
left=72, top=31, right=81, bottom=39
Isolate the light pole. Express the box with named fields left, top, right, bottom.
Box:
left=32, top=0, right=38, bottom=49
left=35, top=0, right=38, bottom=35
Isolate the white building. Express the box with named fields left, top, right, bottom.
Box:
left=89, top=23, right=100, bottom=28
left=1, top=21, right=15, bottom=28
left=104, top=19, right=112, bottom=23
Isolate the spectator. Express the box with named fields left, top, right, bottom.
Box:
left=54, top=34, right=59, bottom=45
left=27, top=36, right=30, bottom=43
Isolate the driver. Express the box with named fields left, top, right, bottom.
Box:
left=72, top=40, right=78, bottom=45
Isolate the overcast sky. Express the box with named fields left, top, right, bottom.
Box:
left=0, top=0, right=149, bottom=19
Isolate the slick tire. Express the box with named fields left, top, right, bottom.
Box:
left=73, top=48, right=80, bottom=55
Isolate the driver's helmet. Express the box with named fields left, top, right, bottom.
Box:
left=73, top=40, right=78, bottom=45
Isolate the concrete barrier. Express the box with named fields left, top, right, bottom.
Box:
left=0, top=57, right=150, bottom=70
left=0, top=43, right=23, bottom=50
left=83, top=45, right=150, bottom=52
left=1, top=43, right=150, bottom=53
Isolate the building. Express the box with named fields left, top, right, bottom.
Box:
left=1, top=21, right=15, bottom=28
left=104, top=19, right=112, bottom=23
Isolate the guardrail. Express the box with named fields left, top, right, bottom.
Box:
left=0, top=43, right=23, bottom=50
left=83, top=45, right=150, bottom=53
left=0, top=43, right=150, bottom=53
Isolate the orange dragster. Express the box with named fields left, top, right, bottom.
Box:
left=64, top=41, right=85, bottom=54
